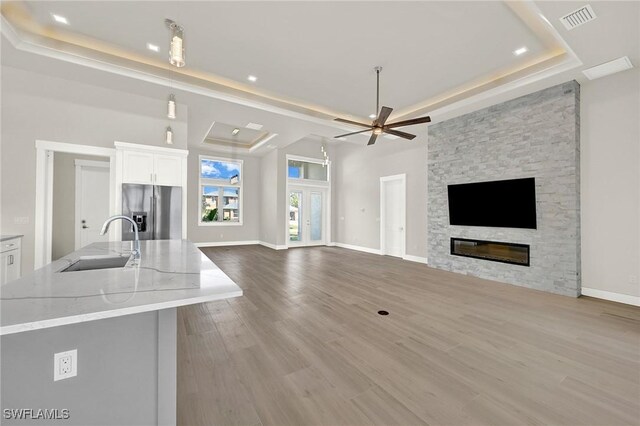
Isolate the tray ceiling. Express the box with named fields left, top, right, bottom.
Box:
left=3, top=1, right=570, bottom=122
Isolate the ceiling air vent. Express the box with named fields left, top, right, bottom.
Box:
left=560, top=5, right=597, bottom=30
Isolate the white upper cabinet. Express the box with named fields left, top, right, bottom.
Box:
left=117, top=143, right=187, bottom=187
left=153, top=154, right=183, bottom=186
left=122, top=151, right=155, bottom=184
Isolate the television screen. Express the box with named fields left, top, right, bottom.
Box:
left=447, top=177, right=537, bottom=229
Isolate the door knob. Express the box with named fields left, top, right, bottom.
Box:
left=399, top=227, right=404, bottom=231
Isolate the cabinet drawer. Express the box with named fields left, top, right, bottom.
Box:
left=1, top=238, right=21, bottom=254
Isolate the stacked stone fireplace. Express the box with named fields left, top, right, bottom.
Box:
left=427, top=81, right=581, bottom=297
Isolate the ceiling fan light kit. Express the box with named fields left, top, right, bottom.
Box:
left=334, top=66, right=431, bottom=146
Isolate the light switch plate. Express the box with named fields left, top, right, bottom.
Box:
left=54, top=349, right=77, bottom=381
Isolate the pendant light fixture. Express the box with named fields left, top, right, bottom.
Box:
left=165, top=126, right=174, bottom=145
left=167, top=94, right=176, bottom=119
left=165, top=19, right=185, bottom=68
left=321, top=144, right=329, bottom=167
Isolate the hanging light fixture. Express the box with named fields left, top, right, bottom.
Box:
left=167, top=94, right=176, bottom=119
left=165, top=19, right=185, bottom=67
left=321, top=144, right=329, bottom=167
left=165, top=126, right=174, bottom=144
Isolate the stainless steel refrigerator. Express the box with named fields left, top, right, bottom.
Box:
left=121, top=184, right=182, bottom=241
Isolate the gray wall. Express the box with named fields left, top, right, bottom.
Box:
left=52, top=153, right=110, bottom=261
left=581, top=68, right=640, bottom=297
left=1, top=311, right=173, bottom=425
left=334, top=138, right=428, bottom=258
left=428, top=81, right=581, bottom=297
left=186, top=149, right=261, bottom=244
left=1, top=66, right=188, bottom=272
left=260, top=149, right=279, bottom=246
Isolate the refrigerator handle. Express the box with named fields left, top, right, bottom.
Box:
left=150, top=195, right=155, bottom=240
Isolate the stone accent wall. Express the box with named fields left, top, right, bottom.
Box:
left=427, top=81, right=581, bottom=297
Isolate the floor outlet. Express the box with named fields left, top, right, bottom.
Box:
left=54, top=349, right=77, bottom=381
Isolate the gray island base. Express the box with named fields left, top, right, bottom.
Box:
left=1, top=240, right=242, bottom=425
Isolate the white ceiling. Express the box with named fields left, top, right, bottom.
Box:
left=16, top=1, right=554, bottom=119
left=1, top=1, right=638, bottom=154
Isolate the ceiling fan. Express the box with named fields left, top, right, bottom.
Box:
left=334, top=66, right=431, bottom=146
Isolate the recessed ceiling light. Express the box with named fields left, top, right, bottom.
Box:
left=231, top=128, right=240, bottom=136
left=369, top=113, right=377, bottom=119
left=246, top=122, right=263, bottom=130
left=513, top=46, right=528, bottom=56
left=52, top=14, right=69, bottom=25
left=147, top=43, right=160, bottom=52
left=247, top=75, right=258, bottom=82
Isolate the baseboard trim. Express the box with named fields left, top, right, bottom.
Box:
left=581, top=287, right=640, bottom=307
left=259, top=241, right=288, bottom=250
left=195, top=240, right=259, bottom=248
left=333, top=242, right=381, bottom=255
left=403, top=254, right=428, bottom=264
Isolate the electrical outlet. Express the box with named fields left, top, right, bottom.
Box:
left=630, top=275, right=638, bottom=285
left=54, top=349, right=77, bottom=381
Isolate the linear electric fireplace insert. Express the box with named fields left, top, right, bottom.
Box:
left=450, top=238, right=530, bottom=266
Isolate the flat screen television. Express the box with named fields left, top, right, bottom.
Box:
left=447, top=177, right=537, bottom=229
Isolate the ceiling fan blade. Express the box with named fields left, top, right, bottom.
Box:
left=367, top=133, right=379, bottom=146
left=383, top=128, right=416, bottom=140
left=334, top=128, right=373, bottom=139
left=385, top=116, right=431, bottom=129
left=334, top=117, right=373, bottom=128
left=375, top=106, right=393, bottom=126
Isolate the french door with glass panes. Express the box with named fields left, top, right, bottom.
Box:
left=288, top=186, right=327, bottom=247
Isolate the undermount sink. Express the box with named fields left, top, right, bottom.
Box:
left=59, top=255, right=133, bottom=273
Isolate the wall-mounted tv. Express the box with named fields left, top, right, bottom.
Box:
left=447, top=177, right=537, bottom=229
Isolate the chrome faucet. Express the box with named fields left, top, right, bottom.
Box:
left=100, top=215, right=141, bottom=260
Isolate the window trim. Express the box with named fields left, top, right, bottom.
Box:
left=198, top=155, right=243, bottom=226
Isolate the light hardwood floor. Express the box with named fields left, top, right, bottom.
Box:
left=177, top=245, right=640, bottom=426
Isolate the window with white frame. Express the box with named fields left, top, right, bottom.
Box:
left=287, top=159, right=329, bottom=181
left=199, top=156, right=242, bottom=225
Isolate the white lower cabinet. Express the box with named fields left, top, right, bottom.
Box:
left=1, top=237, right=22, bottom=285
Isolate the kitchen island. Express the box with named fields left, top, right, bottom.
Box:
left=0, top=240, right=242, bottom=425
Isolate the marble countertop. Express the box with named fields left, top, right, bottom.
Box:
left=0, top=240, right=242, bottom=335
left=0, top=235, right=23, bottom=242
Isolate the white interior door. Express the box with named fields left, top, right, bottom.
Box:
left=76, top=161, right=111, bottom=249
left=289, top=186, right=327, bottom=247
left=381, top=175, right=406, bottom=258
